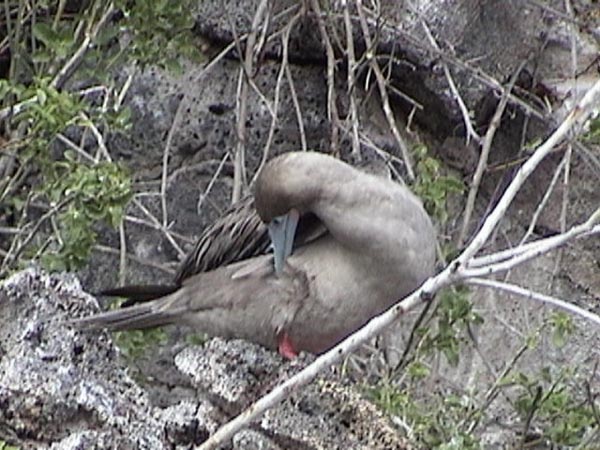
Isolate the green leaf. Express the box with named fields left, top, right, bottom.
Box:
left=32, top=23, right=60, bottom=47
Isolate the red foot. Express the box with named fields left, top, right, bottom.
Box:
left=277, top=332, right=298, bottom=359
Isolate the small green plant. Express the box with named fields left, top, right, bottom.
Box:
left=548, top=311, right=575, bottom=348
left=114, top=0, right=202, bottom=71
left=367, top=381, right=482, bottom=450
left=40, top=161, right=132, bottom=271
left=186, top=332, right=208, bottom=346
left=412, top=144, right=465, bottom=223
left=416, top=286, right=482, bottom=367
left=113, top=328, right=169, bottom=360
left=582, top=116, right=600, bottom=144
left=0, top=440, right=20, bottom=450
left=107, top=298, right=168, bottom=360
left=508, top=367, right=596, bottom=447
left=1, top=0, right=201, bottom=275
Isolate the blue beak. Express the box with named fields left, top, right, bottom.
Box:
left=268, top=209, right=300, bottom=274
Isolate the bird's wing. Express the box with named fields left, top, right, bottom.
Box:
left=174, top=195, right=271, bottom=283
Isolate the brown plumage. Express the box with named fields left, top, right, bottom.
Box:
left=101, top=196, right=270, bottom=303
left=77, top=152, right=436, bottom=357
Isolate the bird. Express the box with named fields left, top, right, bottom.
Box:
left=75, top=151, right=436, bottom=358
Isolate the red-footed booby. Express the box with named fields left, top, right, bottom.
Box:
left=75, top=151, right=436, bottom=358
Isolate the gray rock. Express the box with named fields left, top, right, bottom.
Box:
left=0, top=268, right=409, bottom=449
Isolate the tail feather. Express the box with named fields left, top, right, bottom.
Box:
left=72, top=301, right=178, bottom=332
left=97, top=284, right=180, bottom=307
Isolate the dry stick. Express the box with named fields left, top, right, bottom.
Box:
left=196, top=79, right=600, bottom=450
left=310, top=0, right=341, bottom=154
left=465, top=340, right=531, bottom=434
left=285, top=65, right=307, bottom=152
left=197, top=154, right=230, bottom=215
left=384, top=24, right=545, bottom=121
left=232, top=0, right=270, bottom=203
left=420, top=20, right=481, bottom=145
left=342, top=0, right=361, bottom=159
left=51, top=3, right=115, bottom=89
left=461, top=211, right=600, bottom=278
left=470, top=221, right=600, bottom=270
left=551, top=0, right=578, bottom=288
left=56, top=134, right=96, bottom=163
left=457, top=79, right=600, bottom=263
left=233, top=69, right=248, bottom=204
left=518, top=155, right=567, bottom=245
left=458, top=61, right=528, bottom=248
left=123, top=213, right=191, bottom=244
left=130, top=198, right=185, bottom=258
left=251, top=11, right=302, bottom=185
left=467, top=277, right=600, bottom=327
left=525, top=0, right=581, bottom=23
left=115, top=72, right=134, bottom=110
left=355, top=0, right=414, bottom=180
left=118, top=222, right=127, bottom=286
left=80, top=112, right=111, bottom=162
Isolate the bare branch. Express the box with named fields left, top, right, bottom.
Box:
left=420, top=20, right=480, bottom=145
left=461, top=209, right=599, bottom=278
left=467, top=277, right=600, bottom=328
left=519, top=155, right=567, bottom=245
left=458, top=79, right=600, bottom=262
left=310, top=0, right=341, bottom=154
left=458, top=60, right=528, bottom=247
left=342, top=0, right=361, bottom=159
left=51, top=3, right=116, bottom=89
left=355, top=0, right=415, bottom=179
left=251, top=10, right=304, bottom=185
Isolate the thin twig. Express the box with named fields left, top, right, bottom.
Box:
left=118, top=221, right=127, bottom=286
left=467, top=278, right=600, bottom=328
left=379, top=22, right=546, bottom=121
left=123, top=213, right=191, bottom=244
left=285, top=65, right=307, bottom=151
left=94, top=244, right=176, bottom=275
left=342, top=0, right=361, bottom=159
left=519, top=155, right=567, bottom=245
left=461, top=209, right=600, bottom=278
left=79, top=112, right=111, bottom=162
left=131, top=198, right=185, bottom=258
left=310, top=0, right=341, bottom=154
left=551, top=0, right=578, bottom=288
left=232, top=0, right=271, bottom=202
left=457, top=79, right=600, bottom=263
left=355, top=0, right=414, bottom=179
left=251, top=10, right=303, bottom=185
left=420, top=20, right=480, bottom=144
left=233, top=68, right=248, bottom=203
left=51, top=3, right=115, bottom=89
left=56, top=133, right=96, bottom=162
left=197, top=153, right=230, bottom=215
left=466, top=340, right=531, bottom=433
left=458, top=60, right=528, bottom=247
